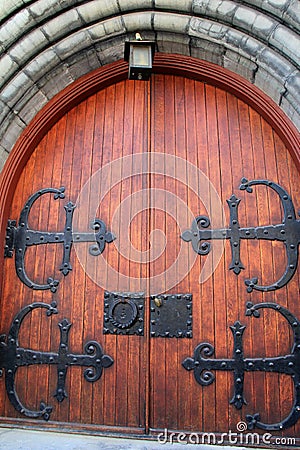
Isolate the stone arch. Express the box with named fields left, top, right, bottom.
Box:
left=0, top=0, right=299, bottom=169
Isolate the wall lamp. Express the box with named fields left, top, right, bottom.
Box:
left=124, top=33, right=156, bottom=81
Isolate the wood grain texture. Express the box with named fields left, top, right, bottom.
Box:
left=0, top=72, right=299, bottom=441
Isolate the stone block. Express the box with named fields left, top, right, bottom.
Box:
left=0, top=72, right=33, bottom=108
left=0, top=100, right=10, bottom=125
left=283, top=91, right=300, bottom=116
left=216, top=1, right=238, bottom=22
left=0, top=145, right=9, bottom=172
left=37, top=64, right=74, bottom=99
left=189, top=17, right=211, bottom=36
left=9, top=29, right=48, bottom=66
left=238, top=36, right=264, bottom=59
left=233, top=6, right=257, bottom=32
left=29, top=0, right=66, bottom=19
left=254, top=67, right=285, bottom=104
left=153, top=12, right=190, bottom=33
left=88, top=16, right=126, bottom=41
left=24, top=49, right=61, bottom=81
left=118, top=0, right=152, bottom=11
left=0, top=54, right=19, bottom=88
left=284, top=1, right=300, bottom=32
left=0, top=9, right=36, bottom=51
left=190, top=37, right=224, bottom=65
left=54, top=30, right=93, bottom=61
left=155, top=0, right=192, bottom=12
left=77, top=0, right=119, bottom=23
left=225, top=27, right=247, bottom=50
left=257, top=48, right=295, bottom=81
left=190, top=17, right=228, bottom=41
left=157, top=32, right=190, bottom=55
left=192, top=0, right=221, bottom=17
left=269, top=25, right=300, bottom=66
left=66, top=48, right=102, bottom=80
left=122, top=12, right=153, bottom=32
left=285, top=71, right=300, bottom=103
left=42, top=9, right=83, bottom=41
left=190, top=17, right=262, bottom=65
left=103, top=16, right=127, bottom=35
left=243, top=0, right=290, bottom=19
left=0, top=115, right=25, bottom=153
left=0, top=0, right=23, bottom=21
left=284, top=72, right=300, bottom=122
left=261, top=0, right=291, bottom=17
left=224, top=49, right=258, bottom=82
left=95, top=36, right=125, bottom=65
left=88, top=23, right=108, bottom=41
left=280, top=97, right=300, bottom=131
left=15, top=88, right=48, bottom=124
left=252, top=13, right=277, bottom=40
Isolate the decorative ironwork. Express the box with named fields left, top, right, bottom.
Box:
left=150, top=294, right=192, bottom=338
left=5, top=187, right=115, bottom=292
left=182, top=301, right=300, bottom=431
left=181, top=178, right=300, bottom=292
left=0, top=302, right=114, bottom=421
left=103, top=291, right=144, bottom=335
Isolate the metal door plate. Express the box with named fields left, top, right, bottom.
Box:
left=150, top=294, right=192, bottom=338
left=103, top=291, right=144, bottom=335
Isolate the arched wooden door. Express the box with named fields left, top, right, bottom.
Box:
left=0, top=60, right=299, bottom=444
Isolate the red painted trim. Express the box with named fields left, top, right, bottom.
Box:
left=0, top=54, right=299, bottom=293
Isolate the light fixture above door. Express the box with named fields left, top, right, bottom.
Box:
left=124, top=33, right=156, bottom=80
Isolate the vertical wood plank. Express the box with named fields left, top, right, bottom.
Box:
left=68, top=99, right=87, bottom=425
left=0, top=74, right=299, bottom=441
left=149, top=74, right=167, bottom=430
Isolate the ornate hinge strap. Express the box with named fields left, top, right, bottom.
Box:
left=4, top=187, right=115, bottom=292
left=182, top=301, right=300, bottom=431
left=181, top=178, right=300, bottom=292
left=0, top=302, right=114, bottom=421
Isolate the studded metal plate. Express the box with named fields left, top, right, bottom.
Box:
left=150, top=294, right=192, bottom=338
left=103, top=291, right=144, bottom=335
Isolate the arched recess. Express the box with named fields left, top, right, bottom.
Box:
left=1, top=54, right=299, bottom=269
left=0, top=54, right=300, bottom=438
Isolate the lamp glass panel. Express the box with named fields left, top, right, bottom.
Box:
left=130, top=45, right=151, bottom=67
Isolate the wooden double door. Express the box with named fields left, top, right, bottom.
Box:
left=0, top=71, right=299, bottom=441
